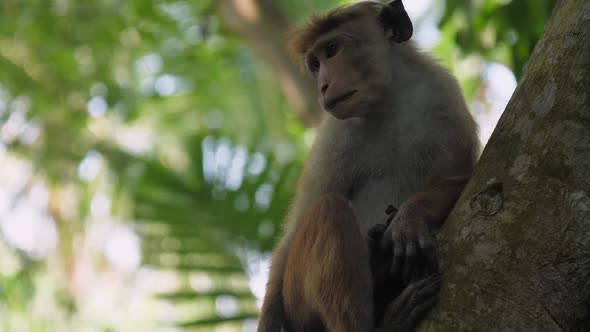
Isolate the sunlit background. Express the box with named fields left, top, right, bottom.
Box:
left=0, top=0, right=555, bottom=331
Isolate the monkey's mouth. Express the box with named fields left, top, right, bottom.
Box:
left=325, top=90, right=358, bottom=110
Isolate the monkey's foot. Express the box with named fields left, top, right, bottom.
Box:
left=376, top=274, right=441, bottom=332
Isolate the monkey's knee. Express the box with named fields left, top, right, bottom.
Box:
left=283, top=194, right=361, bottom=327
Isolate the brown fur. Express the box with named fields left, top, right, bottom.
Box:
left=287, top=3, right=379, bottom=59
left=283, top=195, right=373, bottom=332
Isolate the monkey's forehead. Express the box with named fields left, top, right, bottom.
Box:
left=287, top=1, right=383, bottom=57
left=338, top=1, right=383, bottom=16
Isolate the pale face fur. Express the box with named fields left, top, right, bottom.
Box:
left=305, top=15, right=397, bottom=119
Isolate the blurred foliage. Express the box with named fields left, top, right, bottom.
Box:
left=441, top=0, right=556, bottom=79
left=0, top=0, right=555, bottom=331
left=436, top=0, right=557, bottom=98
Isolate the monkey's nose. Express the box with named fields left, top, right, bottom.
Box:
left=321, top=83, right=329, bottom=95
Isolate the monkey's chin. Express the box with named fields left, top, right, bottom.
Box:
left=326, top=106, right=355, bottom=120
left=324, top=99, right=361, bottom=120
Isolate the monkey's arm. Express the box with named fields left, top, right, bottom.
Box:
left=403, top=175, right=470, bottom=230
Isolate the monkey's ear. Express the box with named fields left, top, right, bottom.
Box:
left=379, top=0, right=413, bottom=43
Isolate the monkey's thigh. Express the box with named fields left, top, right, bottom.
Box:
left=283, top=194, right=375, bottom=332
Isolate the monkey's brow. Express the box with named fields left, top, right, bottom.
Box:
left=311, top=38, right=335, bottom=52
left=308, top=32, right=358, bottom=56
left=341, top=32, right=360, bottom=42
left=307, top=39, right=332, bottom=57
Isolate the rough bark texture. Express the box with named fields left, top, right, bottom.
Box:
left=215, top=0, right=322, bottom=127
left=422, top=0, right=590, bottom=330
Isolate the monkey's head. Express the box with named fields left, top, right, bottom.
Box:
left=288, top=0, right=413, bottom=120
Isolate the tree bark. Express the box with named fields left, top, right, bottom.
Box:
left=422, top=0, right=590, bottom=330
left=214, top=0, right=322, bottom=127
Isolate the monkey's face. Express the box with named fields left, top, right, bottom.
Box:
left=304, top=18, right=397, bottom=119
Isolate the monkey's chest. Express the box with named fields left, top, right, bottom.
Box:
left=349, top=176, right=405, bottom=233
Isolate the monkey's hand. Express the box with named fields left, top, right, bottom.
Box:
left=367, top=222, right=392, bottom=288
left=376, top=274, right=441, bottom=332
left=380, top=205, right=439, bottom=285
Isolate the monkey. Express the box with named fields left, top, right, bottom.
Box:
left=258, top=1, right=479, bottom=331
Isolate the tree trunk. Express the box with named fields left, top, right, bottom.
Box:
left=422, top=0, right=590, bottom=330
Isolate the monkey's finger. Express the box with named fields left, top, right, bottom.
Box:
left=390, top=241, right=405, bottom=277
left=392, top=274, right=440, bottom=311
left=419, top=274, right=441, bottom=296
left=402, top=240, right=418, bottom=284
left=368, top=223, right=387, bottom=240
left=418, top=255, right=434, bottom=279
left=417, top=235, right=435, bottom=251
left=389, top=278, right=415, bottom=308
left=422, top=247, right=439, bottom=274
left=367, top=231, right=382, bottom=251
left=409, top=273, right=439, bottom=291
left=379, top=228, right=393, bottom=251
left=418, top=236, right=439, bottom=273
left=403, top=277, right=440, bottom=316
left=407, top=276, right=441, bottom=319
left=408, top=294, right=440, bottom=324
left=411, top=262, right=425, bottom=282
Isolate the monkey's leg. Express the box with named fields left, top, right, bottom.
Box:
left=283, top=194, right=375, bottom=332
left=258, top=242, right=289, bottom=332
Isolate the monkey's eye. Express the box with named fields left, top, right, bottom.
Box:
left=325, top=42, right=339, bottom=59
left=307, top=55, right=320, bottom=74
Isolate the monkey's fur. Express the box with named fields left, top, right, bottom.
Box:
left=259, top=1, right=479, bottom=331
